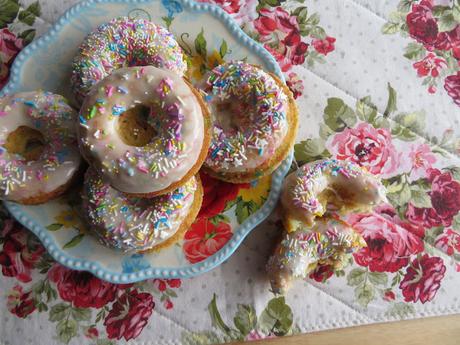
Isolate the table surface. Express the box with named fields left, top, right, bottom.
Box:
left=233, top=314, right=460, bottom=345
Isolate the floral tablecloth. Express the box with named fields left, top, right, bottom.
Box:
left=1, top=0, right=460, bottom=344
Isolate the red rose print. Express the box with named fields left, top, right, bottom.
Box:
left=435, top=228, right=460, bottom=256
left=163, top=298, right=173, bottom=310
left=349, top=205, right=424, bottom=272
left=383, top=290, right=396, bottom=302
left=7, top=285, right=36, bottom=318
left=263, top=43, right=292, bottom=72
left=286, top=41, right=309, bottom=65
left=309, top=264, right=334, bottom=282
left=254, top=7, right=298, bottom=39
left=0, top=219, right=45, bottom=283
left=104, top=289, right=154, bottom=341
left=376, top=204, right=426, bottom=238
left=406, top=0, right=438, bottom=48
left=444, top=72, right=460, bottom=106
left=286, top=72, right=304, bottom=99
left=412, top=53, right=446, bottom=77
left=85, top=327, right=99, bottom=339
left=312, top=36, right=336, bottom=55
left=328, top=122, right=399, bottom=178
left=183, top=218, right=233, bottom=263
left=47, top=264, right=121, bottom=308
left=0, top=28, right=24, bottom=88
left=399, top=254, right=445, bottom=303
left=199, top=172, right=243, bottom=218
left=152, top=278, right=181, bottom=292
left=407, top=168, right=460, bottom=228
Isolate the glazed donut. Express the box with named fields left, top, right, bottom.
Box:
left=71, top=16, right=187, bottom=103
left=82, top=168, right=202, bottom=252
left=267, top=217, right=366, bottom=294
left=201, top=61, right=298, bottom=183
left=78, top=66, right=210, bottom=197
left=281, top=159, right=387, bottom=230
left=0, top=91, right=82, bottom=204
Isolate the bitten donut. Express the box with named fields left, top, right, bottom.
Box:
left=71, top=16, right=187, bottom=103
left=78, top=66, right=210, bottom=197
left=0, top=91, right=82, bottom=204
left=281, top=159, right=387, bottom=230
left=267, top=217, right=366, bottom=294
left=201, top=61, right=298, bottom=183
left=82, top=168, right=203, bottom=252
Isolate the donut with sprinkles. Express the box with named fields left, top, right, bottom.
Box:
left=82, top=168, right=202, bottom=252
left=201, top=61, right=298, bottom=183
left=78, top=66, right=210, bottom=197
left=0, top=91, right=82, bottom=204
left=71, top=16, right=187, bottom=103
left=281, top=159, right=387, bottom=230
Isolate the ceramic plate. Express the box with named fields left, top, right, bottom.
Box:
left=0, top=0, right=292, bottom=283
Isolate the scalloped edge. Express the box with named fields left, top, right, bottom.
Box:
left=1, top=0, right=292, bottom=282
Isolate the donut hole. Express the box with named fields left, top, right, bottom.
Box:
left=212, top=96, right=254, bottom=133
left=117, top=105, right=156, bottom=147
left=4, top=126, right=45, bottom=161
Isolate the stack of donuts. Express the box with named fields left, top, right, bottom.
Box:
left=0, top=17, right=299, bottom=253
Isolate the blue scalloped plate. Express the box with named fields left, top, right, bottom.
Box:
left=0, top=0, right=292, bottom=283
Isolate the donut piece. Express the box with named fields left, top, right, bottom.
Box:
left=201, top=62, right=298, bottom=183
left=267, top=217, right=366, bottom=294
left=78, top=66, right=210, bottom=197
left=0, top=91, right=82, bottom=204
left=281, top=159, right=387, bottom=230
left=71, top=17, right=187, bottom=103
left=82, top=168, right=202, bottom=252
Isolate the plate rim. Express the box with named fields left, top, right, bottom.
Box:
left=1, top=0, right=292, bottom=283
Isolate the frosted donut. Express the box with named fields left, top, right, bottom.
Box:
left=0, top=91, right=82, bottom=204
left=281, top=159, right=387, bottom=230
left=71, top=16, right=187, bottom=103
left=82, top=168, right=203, bottom=252
left=78, top=66, right=210, bottom=197
left=201, top=61, right=298, bottom=182
left=267, top=217, right=366, bottom=294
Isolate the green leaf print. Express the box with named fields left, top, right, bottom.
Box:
left=56, top=318, right=78, bottom=344
left=403, top=42, right=425, bottom=60
left=0, top=0, right=19, bottom=28
left=71, top=307, right=91, bottom=321
left=410, top=185, right=432, bottom=208
left=432, top=5, right=451, bottom=17
left=385, top=302, right=416, bottom=318
left=46, top=223, right=63, bottom=231
left=346, top=268, right=366, bottom=286
left=49, top=303, right=70, bottom=322
left=356, top=96, right=377, bottom=122
left=392, top=112, right=425, bottom=141
left=454, top=2, right=460, bottom=22
left=438, top=12, right=458, bottom=32
left=294, top=138, right=330, bottom=164
left=368, top=272, right=388, bottom=286
left=18, top=1, right=41, bottom=26
left=258, top=297, right=293, bottom=336
left=355, top=283, right=375, bottom=308
left=381, top=21, right=401, bottom=34
left=384, top=83, right=398, bottom=117
left=397, top=0, right=416, bottom=13
left=19, top=28, right=36, bottom=45
left=451, top=214, right=460, bottom=231
left=233, top=304, right=257, bottom=337
left=235, top=199, right=258, bottom=224
left=219, top=40, right=228, bottom=58
left=208, top=294, right=239, bottom=338
left=323, top=98, right=356, bottom=132
left=182, top=331, right=223, bottom=345
left=195, top=29, right=207, bottom=58
left=63, top=233, right=85, bottom=249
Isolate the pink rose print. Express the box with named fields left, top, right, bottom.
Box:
left=245, top=330, right=276, bottom=341
left=407, top=168, right=460, bottom=228
left=399, top=254, right=446, bottom=303
left=407, top=143, right=437, bottom=181
left=48, top=264, right=122, bottom=308
left=383, top=290, right=396, bottom=302
left=197, top=0, right=258, bottom=25
left=104, top=289, right=154, bottom=341
left=349, top=204, right=424, bottom=272
left=84, top=327, right=99, bottom=339
left=0, top=28, right=24, bottom=88
left=7, top=285, right=36, bottom=318
left=286, top=72, right=304, bottom=99
left=0, top=219, right=45, bottom=283
left=413, top=53, right=446, bottom=77
left=435, top=228, right=460, bottom=256
left=328, top=122, right=399, bottom=178
left=444, top=72, right=460, bottom=106
left=312, top=36, right=336, bottom=55
left=406, top=0, right=438, bottom=48
left=308, top=264, right=334, bottom=283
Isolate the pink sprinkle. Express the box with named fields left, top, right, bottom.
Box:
left=106, top=86, right=114, bottom=97
left=137, top=164, right=149, bottom=174
left=36, top=170, right=44, bottom=181
left=0, top=111, right=7, bottom=117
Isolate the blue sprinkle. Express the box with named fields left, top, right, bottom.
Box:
left=127, top=168, right=135, bottom=176
left=79, top=115, right=87, bottom=124
left=117, top=86, right=128, bottom=94
left=24, top=101, right=37, bottom=108
left=112, top=105, right=126, bottom=116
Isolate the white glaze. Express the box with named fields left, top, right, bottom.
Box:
left=0, top=91, right=81, bottom=202
left=78, top=66, right=205, bottom=194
